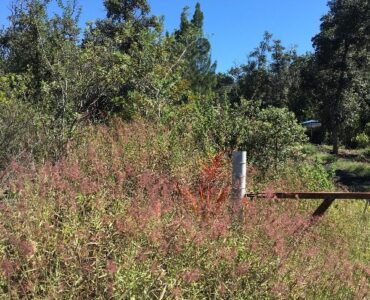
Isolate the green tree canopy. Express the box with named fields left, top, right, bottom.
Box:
left=313, top=0, right=370, bottom=153
left=174, top=3, right=216, bottom=97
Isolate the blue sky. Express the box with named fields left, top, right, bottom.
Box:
left=0, top=0, right=329, bottom=72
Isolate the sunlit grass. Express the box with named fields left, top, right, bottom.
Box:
left=0, top=131, right=368, bottom=299
left=332, top=159, right=370, bottom=177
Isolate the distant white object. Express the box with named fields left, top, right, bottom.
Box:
left=302, top=120, right=322, bottom=129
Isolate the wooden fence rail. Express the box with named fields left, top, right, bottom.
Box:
left=231, top=151, right=369, bottom=217
left=246, top=192, right=370, bottom=216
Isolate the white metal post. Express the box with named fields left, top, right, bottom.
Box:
left=232, top=151, right=247, bottom=208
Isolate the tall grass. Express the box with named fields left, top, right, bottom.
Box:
left=0, top=120, right=368, bottom=299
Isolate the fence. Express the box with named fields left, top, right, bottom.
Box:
left=232, top=151, right=370, bottom=216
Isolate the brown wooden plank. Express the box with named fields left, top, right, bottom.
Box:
left=312, top=198, right=336, bottom=216
left=246, top=192, right=370, bottom=200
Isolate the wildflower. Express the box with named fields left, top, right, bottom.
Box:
left=218, top=247, right=237, bottom=263
left=218, top=283, right=227, bottom=297
left=1, top=259, right=15, bottom=278
left=115, top=170, right=126, bottom=186
left=106, top=259, right=118, bottom=275
left=235, top=262, right=250, bottom=277
left=194, top=231, right=206, bottom=247
left=138, top=170, right=154, bottom=187
left=210, top=218, right=229, bottom=238
left=66, top=162, right=81, bottom=181
left=182, top=268, right=201, bottom=284
left=80, top=179, right=98, bottom=195
left=152, top=200, right=162, bottom=219
left=17, top=239, right=37, bottom=258
left=171, top=287, right=182, bottom=298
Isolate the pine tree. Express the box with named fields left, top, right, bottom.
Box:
left=175, top=3, right=216, bottom=96
left=191, top=2, right=203, bottom=29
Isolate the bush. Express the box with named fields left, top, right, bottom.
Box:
left=247, top=107, right=308, bottom=174
left=364, top=147, right=370, bottom=157
left=168, top=99, right=307, bottom=175
left=0, top=74, right=76, bottom=168
left=353, top=133, right=370, bottom=148
left=0, top=75, right=40, bottom=168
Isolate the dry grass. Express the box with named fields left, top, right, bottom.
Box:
left=0, top=121, right=368, bottom=299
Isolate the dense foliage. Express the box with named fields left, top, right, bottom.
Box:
left=0, top=0, right=311, bottom=172
left=0, top=0, right=369, bottom=298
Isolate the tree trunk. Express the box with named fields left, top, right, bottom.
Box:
left=331, top=40, right=349, bottom=156
left=332, top=125, right=339, bottom=155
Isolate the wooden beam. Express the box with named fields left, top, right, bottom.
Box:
left=312, top=197, right=336, bottom=216
left=246, top=192, right=370, bottom=218
left=246, top=192, right=370, bottom=200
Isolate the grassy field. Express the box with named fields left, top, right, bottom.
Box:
left=0, top=125, right=369, bottom=299
left=303, top=144, right=370, bottom=192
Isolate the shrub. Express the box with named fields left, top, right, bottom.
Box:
left=169, top=99, right=307, bottom=175
left=353, top=133, right=370, bottom=148
left=0, top=75, right=41, bottom=168
left=364, top=147, right=370, bottom=157
left=365, top=122, right=370, bottom=136
left=247, top=107, right=308, bottom=174
left=0, top=74, right=86, bottom=168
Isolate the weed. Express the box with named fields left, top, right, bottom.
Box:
left=0, top=121, right=368, bottom=299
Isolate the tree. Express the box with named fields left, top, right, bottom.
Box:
left=0, top=0, right=92, bottom=159
left=269, top=39, right=297, bottom=108
left=287, top=54, right=319, bottom=121
left=82, top=0, right=192, bottom=119
left=313, top=0, right=370, bottom=154
left=235, top=32, right=301, bottom=109
left=0, top=0, right=51, bottom=102
left=0, top=74, right=41, bottom=168
left=104, top=0, right=150, bottom=22
left=175, top=3, right=216, bottom=96
left=85, top=0, right=160, bottom=51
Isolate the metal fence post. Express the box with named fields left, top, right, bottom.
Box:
left=232, top=151, right=247, bottom=215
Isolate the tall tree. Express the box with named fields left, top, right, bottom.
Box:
left=313, top=0, right=370, bottom=154
left=235, top=32, right=300, bottom=108
left=104, top=0, right=150, bottom=22
left=85, top=0, right=160, bottom=51
left=0, top=0, right=51, bottom=101
left=0, top=0, right=81, bottom=102
left=0, top=0, right=88, bottom=158
left=175, top=3, right=216, bottom=96
left=82, top=0, right=193, bottom=119
left=287, top=53, right=320, bottom=121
